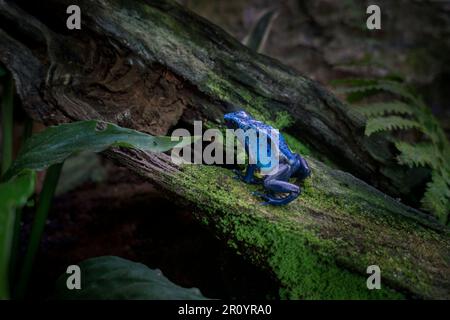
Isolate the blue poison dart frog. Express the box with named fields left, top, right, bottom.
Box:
left=224, top=110, right=311, bottom=206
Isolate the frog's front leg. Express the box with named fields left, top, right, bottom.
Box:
left=255, top=164, right=300, bottom=205
left=233, top=164, right=262, bottom=184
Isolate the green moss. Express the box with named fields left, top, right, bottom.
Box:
left=175, top=164, right=405, bottom=299
left=169, top=154, right=450, bottom=299
left=299, top=160, right=448, bottom=297
left=205, top=77, right=231, bottom=102
left=283, top=133, right=311, bottom=156
left=271, top=111, right=295, bottom=130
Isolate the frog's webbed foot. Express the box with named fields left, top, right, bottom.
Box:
left=233, top=169, right=263, bottom=185
left=251, top=191, right=268, bottom=199
left=264, top=191, right=300, bottom=206
left=251, top=191, right=273, bottom=205
left=253, top=179, right=301, bottom=206
left=252, top=191, right=300, bottom=206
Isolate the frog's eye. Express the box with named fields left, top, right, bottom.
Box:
left=224, top=118, right=236, bottom=128
left=237, top=110, right=250, bottom=118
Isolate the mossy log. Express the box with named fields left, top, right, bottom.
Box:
left=0, top=0, right=449, bottom=299
left=106, top=148, right=449, bottom=299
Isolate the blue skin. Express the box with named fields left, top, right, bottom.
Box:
left=224, top=110, right=311, bottom=205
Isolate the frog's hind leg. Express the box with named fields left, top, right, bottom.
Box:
left=256, top=164, right=301, bottom=205
left=261, top=181, right=300, bottom=205
left=233, top=164, right=262, bottom=184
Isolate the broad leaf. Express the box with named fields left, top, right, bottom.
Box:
left=4, top=120, right=194, bottom=179
left=54, top=256, right=209, bottom=300
left=55, top=152, right=106, bottom=196
left=0, top=170, right=36, bottom=299
left=243, top=8, right=278, bottom=53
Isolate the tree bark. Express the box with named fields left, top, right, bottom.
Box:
left=0, top=0, right=449, bottom=299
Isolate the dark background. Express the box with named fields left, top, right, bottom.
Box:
left=181, top=0, right=450, bottom=135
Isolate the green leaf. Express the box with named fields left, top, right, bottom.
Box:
left=332, top=55, right=392, bottom=72
left=243, top=8, right=278, bottom=53
left=53, top=256, right=209, bottom=300
left=356, top=102, right=414, bottom=118
left=331, top=78, right=379, bottom=87
left=335, top=79, right=418, bottom=103
left=0, top=170, right=36, bottom=299
left=337, top=74, right=450, bottom=226
left=365, top=116, right=422, bottom=136
left=335, top=84, right=382, bottom=103
left=55, top=152, right=106, bottom=196
left=1, top=74, right=14, bottom=175
left=4, top=120, right=194, bottom=179
left=395, top=142, right=438, bottom=169
left=421, top=173, right=450, bottom=225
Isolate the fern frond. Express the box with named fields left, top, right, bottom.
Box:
left=421, top=172, right=450, bottom=225
left=335, top=85, right=384, bottom=103
left=337, top=73, right=450, bottom=225
left=357, top=101, right=414, bottom=118
left=443, top=169, right=450, bottom=186
left=335, top=84, right=384, bottom=95
left=331, top=78, right=378, bottom=87
left=395, top=142, right=439, bottom=169
left=365, top=116, right=422, bottom=136
left=336, top=80, right=418, bottom=103
left=379, top=81, right=419, bottom=102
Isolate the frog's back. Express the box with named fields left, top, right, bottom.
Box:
left=245, top=117, right=296, bottom=165
left=225, top=110, right=296, bottom=165
left=253, top=119, right=295, bottom=158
